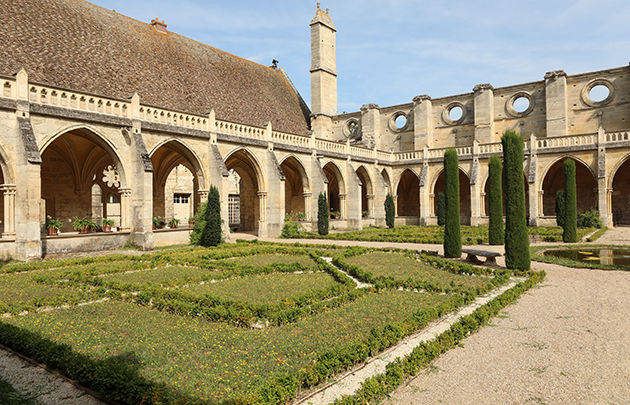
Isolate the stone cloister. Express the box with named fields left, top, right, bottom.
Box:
left=0, top=1, right=630, bottom=260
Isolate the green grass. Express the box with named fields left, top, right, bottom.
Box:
left=291, top=225, right=594, bottom=244
left=178, top=272, right=339, bottom=305
left=98, top=264, right=233, bottom=289
left=346, top=251, right=492, bottom=292
left=6, top=290, right=454, bottom=402
left=0, top=378, right=36, bottom=405
left=224, top=253, right=318, bottom=269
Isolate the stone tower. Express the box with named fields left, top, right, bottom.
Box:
left=310, top=3, right=337, bottom=139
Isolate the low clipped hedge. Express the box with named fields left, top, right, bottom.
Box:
left=334, top=269, right=546, bottom=404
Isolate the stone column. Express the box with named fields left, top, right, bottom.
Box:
left=480, top=192, right=486, bottom=217
left=119, top=188, right=131, bottom=230
left=544, top=70, right=568, bottom=137
left=303, top=192, right=313, bottom=221
left=469, top=142, right=482, bottom=225
left=418, top=159, right=431, bottom=225
left=606, top=188, right=613, bottom=226
left=473, top=84, right=495, bottom=144
left=392, top=195, right=398, bottom=217
left=309, top=153, right=328, bottom=229
left=262, top=148, right=285, bottom=237
left=528, top=134, right=540, bottom=225
left=413, top=95, right=433, bottom=149
left=371, top=164, right=388, bottom=227
left=360, top=104, right=380, bottom=149
left=597, top=125, right=611, bottom=227
left=1, top=184, right=16, bottom=238
left=344, top=160, right=363, bottom=229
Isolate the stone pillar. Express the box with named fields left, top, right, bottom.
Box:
left=303, top=192, right=313, bottom=221
left=371, top=164, right=388, bottom=227
left=119, top=188, right=131, bottom=230
left=309, top=153, right=328, bottom=229
left=339, top=194, right=347, bottom=220
left=392, top=195, right=398, bottom=217
left=544, top=70, right=568, bottom=137
left=360, top=104, right=380, bottom=148
left=480, top=192, right=487, bottom=217
left=207, top=114, right=231, bottom=239
left=260, top=147, right=285, bottom=237
left=345, top=161, right=363, bottom=229
left=1, top=184, right=16, bottom=238
left=473, top=84, right=495, bottom=144
left=597, top=125, right=611, bottom=227
left=606, top=188, right=613, bottom=227
left=413, top=95, right=433, bottom=149
left=528, top=134, right=540, bottom=225
left=418, top=158, right=431, bottom=225
left=469, top=141, right=482, bottom=225
left=127, top=119, right=154, bottom=250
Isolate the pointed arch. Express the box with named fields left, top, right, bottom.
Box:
left=355, top=165, right=373, bottom=216
left=280, top=155, right=310, bottom=216
left=224, top=148, right=266, bottom=233
left=381, top=168, right=392, bottom=195
left=540, top=156, right=597, bottom=216
left=433, top=167, right=471, bottom=224
left=608, top=153, right=630, bottom=224
left=322, top=162, right=345, bottom=215
left=396, top=169, right=420, bottom=217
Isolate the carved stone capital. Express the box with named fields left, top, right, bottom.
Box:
left=413, top=94, right=431, bottom=103
left=473, top=83, right=494, bottom=92
left=544, top=70, right=567, bottom=80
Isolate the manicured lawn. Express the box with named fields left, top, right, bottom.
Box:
left=6, top=290, right=455, bottom=402
left=224, top=252, right=319, bottom=269
left=291, top=225, right=594, bottom=244
left=345, top=251, right=493, bottom=292
left=179, top=271, right=340, bottom=305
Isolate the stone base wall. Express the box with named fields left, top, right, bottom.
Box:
left=41, top=232, right=130, bottom=256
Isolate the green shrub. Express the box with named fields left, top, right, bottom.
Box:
left=385, top=194, right=395, bottom=229
left=502, top=130, right=530, bottom=270
left=562, top=159, right=578, bottom=243
left=487, top=156, right=504, bottom=245
left=555, top=190, right=565, bottom=228
left=317, top=193, right=329, bottom=236
left=281, top=221, right=301, bottom=238
left=443, top=149, right=461, bottom=258
left=577, top=208, right=602, bottom=229
left=436, top=193, right=446, bottom=226
left=200, top=186, right=222, bottom=247
left=189, top=202, right=206, bottom=246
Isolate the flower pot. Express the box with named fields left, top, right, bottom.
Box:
left=152, top=224, right=156, bottom=230
left=104, top=225, right=112, bottom=232
left=80, top=226, right=90, bottom=234
left=188, top=221, right=195, bottom=228
left=47, top=228, right=58, bottom=236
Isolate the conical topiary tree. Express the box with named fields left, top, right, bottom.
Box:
left=502, top=130, right=530, bottom=270
left=317, top=192, right=329, bottom=235
left=555, top=189, right=565, bottom=228
left=488, top=156, right=504, bottom=245
left=200, top=185, right=222, bottom=247
left=443, top=149, right=461, bottom=258
left=384, top=194, right=395, bottom=229
left=436, top=192, right=446, bottom=226
left=563, top=159, right=578, bottom=243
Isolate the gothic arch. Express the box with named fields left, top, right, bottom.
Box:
left=381, top=168, right=392, bottom=195
left=322, top=161, right=345, bottom=215
left=432, top=167, right=471, bottom=224
left=148, top=138, right=207, bottom=188
left=280, top=155, right=310, bottom=216
left=540, top=156, right=597, bottom=216
left=608, top=153, right=630, bottom=225
left=224, top=148, right=266, bottom=233
left=396, top=169, right=419, bottom=217
left=355, top=165, right=373, bottom=216
left=394, top=168, right=420, bottom=195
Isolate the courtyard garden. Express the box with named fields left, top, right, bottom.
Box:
left=0, top=241, right=544, bottom=404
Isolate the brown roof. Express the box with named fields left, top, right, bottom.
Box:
left=0, top=0, right=311, bottom=134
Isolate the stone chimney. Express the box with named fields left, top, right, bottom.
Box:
left=150, top=18, right=168, bottom=34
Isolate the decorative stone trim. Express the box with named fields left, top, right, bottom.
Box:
left=442, top=102, right=466, bottom=125
left=506, top=91, right=534, bottom=118
left=581, top=78, right=614, bottom=108
left=343, top=118, right=361, bottom=138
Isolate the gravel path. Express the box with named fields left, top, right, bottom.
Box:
left=594, top=226, right=630, bottom=245
left=385, top=260, right=630, bottom=404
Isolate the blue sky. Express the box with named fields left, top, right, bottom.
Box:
left=93, top=0, right=630, bottom=113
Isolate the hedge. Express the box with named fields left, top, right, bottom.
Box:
left=562, top=159, right=578, bottom=243
left=487, top=156, right=504, bottom=245
left=502, top=131, right=530, bottom=271
left=443, top=149, right=461, bottom=258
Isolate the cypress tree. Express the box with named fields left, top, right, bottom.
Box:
left=488, top=156, right=504, bottom=245
left=555, top=189, right=565, bottom=228
left=200, top=185, right=222, bottom=247
left=443, top=149, right=462, bottom=258
left=384, top=194, right=395, bottom=229
left=436, top=192, right=446, bottom=226
left=502, top=130, right=530, bottom=270
left=563, top=159, right=578, bottom=242
left=317, top=192, right=329, bottom=235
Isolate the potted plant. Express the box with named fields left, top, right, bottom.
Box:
left=188, top=217, right=195, bottom=228
left=152, top=217, right=165, bottom=230
left=169, top=218, right=179, bottom=229
left=362, top=210, right=369, bottom=218
left=330, top=211, right=341, bottom=220
left=45, top=217, right=63, bottom=236
left=72, top=216, right=88, bottom=234
left=102, top=218, right=115, bottom=232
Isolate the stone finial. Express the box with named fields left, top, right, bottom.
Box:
left=544, top=70, right=567, bottom=80
left=473, top=83, right=494, bottom=92
left=413, top=94, right=431, bottom=103
left=360, top=103, right=379, bottom=111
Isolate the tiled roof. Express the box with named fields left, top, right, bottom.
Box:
left=0, top=0, right=311, bottom=134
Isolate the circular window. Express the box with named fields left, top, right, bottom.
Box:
left=506, top=92, right=534, bottom=117
left=344, top=118, right=360, bottom=139
left=388, top=111, right=409, bottom=132
left=581, top=79, right=614, bottom=107
left=442, top=102, right=466, bottom=125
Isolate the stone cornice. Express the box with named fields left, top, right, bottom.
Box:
left=309, top=66, right=338, bottom=77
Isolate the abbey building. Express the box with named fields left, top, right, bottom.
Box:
left=0, top=0, right=629, bottom=260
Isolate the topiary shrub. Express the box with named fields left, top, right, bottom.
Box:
left=436, top=193, right=446, bottom=226
left=555, top=190, right=565, bottom=228
left=199, top=185, right=222, bottom=247
left=317, top=192, right=329, bottom=236
left=577, top=208, right=603, bottom=229
left=502, top=130, right=530, bottom=270
left=190, top=202, right=207, bottom=246
left=562, top=159, right=578, bottom=243
left=443, top=149, right=461, bottom=258
left=385, top=194, right=395, bottom=229
left=281, top=221, right=301, bottom=238
left=487, top=156, right=504, bottom=245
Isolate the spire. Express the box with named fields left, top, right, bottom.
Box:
left=310, top=3, right=336, bottom=31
